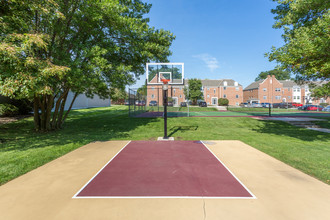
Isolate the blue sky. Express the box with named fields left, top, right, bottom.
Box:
left=133, top=0, right=284, bottom=88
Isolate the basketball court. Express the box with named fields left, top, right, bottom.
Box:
left=0, top=140, right=329, bottom=219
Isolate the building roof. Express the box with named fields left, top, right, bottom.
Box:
left=279, top=80, right=297, bottom=87
left=244, top=80, right=263, bottom=90
left=201, top=79, right=242, bottom=87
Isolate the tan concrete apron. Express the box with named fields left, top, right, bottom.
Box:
left=0, top=140, right=329, bottom=220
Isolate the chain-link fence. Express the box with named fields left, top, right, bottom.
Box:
left=128, top=86, right=193, bottom=117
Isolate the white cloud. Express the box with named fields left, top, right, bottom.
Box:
left=193, top=53, right=220, bottom=72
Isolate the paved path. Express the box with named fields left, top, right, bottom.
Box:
left=0, top=140, right=329, bottom=219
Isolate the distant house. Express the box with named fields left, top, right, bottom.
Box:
left=146, top=78, right=243, bottom=106
left=243, top=75, right=329, bottom=105
left=202, top=79, right=243, bottom=106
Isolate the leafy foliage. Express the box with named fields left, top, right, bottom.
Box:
left=218, top=98, right=229, bottom=106
left=111, top=88, right=127, bottom=103
left=0, top=103, right=19, bottom=116
left=310, top=82, right=330, bottom=99
left=0, top=0, right=175, bottom=131
left=266, top=0, right=330, bottom=96
left=255, top=68, right=291, bottom=81
left=184, top=79, right=203, bottom=104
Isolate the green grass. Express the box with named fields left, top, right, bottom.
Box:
left=1, top=105, right=329, bottom=185
left=313, top=117, right=330, bottom=129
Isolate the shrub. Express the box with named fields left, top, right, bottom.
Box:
left=319, top=103, right=328, bottom=107
left=218, top=98, right=229, bottom=106
left=0, top=104, right=19, bottom=116
left=10, top=99, right=33, bottom=115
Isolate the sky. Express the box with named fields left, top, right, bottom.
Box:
left=132, top=0, right=284, bottom=89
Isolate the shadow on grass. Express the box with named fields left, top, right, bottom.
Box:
left=252, top=120, right=330, bottom=142
left=168, top=126, right=198, bottom=137
left=0, top=113, right=157, bottom=152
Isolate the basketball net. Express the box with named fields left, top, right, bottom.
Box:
left=161, top=78, right=170, bottom=84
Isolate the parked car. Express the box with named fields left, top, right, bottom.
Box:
left=180, top=102, right=187, bottom=107
left=322, top=105, right=330, bottom=112
left=298, top=105, right=310, bottom=110
left=261, top=103, right=272, bottom=108
left=240, top=102, right=248, bottom=107
left=292, top=103, right=303, bottom=108
left=135, top=100, right=145, bottom=106
left=273, top=102, right=290, bottom=109
left=199, top=101, right=207, bottom=107
left=251, top=103, right=262, bottom=108
left=306, top=105, right=323, bottom=111
left=149, top=101, right=157, bottom=106
left=167, top=101, right=174, bottom=107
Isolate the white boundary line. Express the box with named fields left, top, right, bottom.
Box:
left=72, top=141, right=132, bottom=199
left=200, top=141, right=257, bottom=199
left=73, top=140, right=256, bottom=199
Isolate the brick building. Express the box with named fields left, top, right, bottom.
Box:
left=202, top=79, right=243, bottom=106
left=146, top=78, right=243, bottom=106
left=243, top=75, right=329, bottom=105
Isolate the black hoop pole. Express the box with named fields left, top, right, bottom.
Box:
left=163, top=88, right=168, bottom=139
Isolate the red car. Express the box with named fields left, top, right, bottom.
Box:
left=306, top=105, right=323, bottom=111
left=292, top=103, right=303, bottom=108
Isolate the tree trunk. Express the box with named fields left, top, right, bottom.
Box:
left=33, top=95, right=41, bottom=131
left=56, top=90, right=69, bottom=129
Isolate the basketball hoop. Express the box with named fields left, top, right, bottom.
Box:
left=161, top=79, right=170, bottom=84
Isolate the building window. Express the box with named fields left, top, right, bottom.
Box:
left=236, top=102, right=239, bottom=106
left=180, top=95, right=182, bottom=98
left=275, top=96, right=281, bottom=100
left=207, top=88, right=210, bottom=91
left=214, top=89, right=216, bottom=94
left=293, top=96, right=296, bottom=100
left=288, top=96, right=291, bottom=99
left=236, top=95, right=239, bottom=98
left=293, top=88, right=297, bottom=92
left=152, top=87, right=155, bottom=90
left=263, top=96, right=267, bottom=100
left=297, top=88, right=300, bottom=92
left=263, top=88, right=267, bottom=92
left=236, top=87, right=239, bottom=91
left=288, top=88, right=290, bottom=91
left=223, top=94, right=227, bottom=98
left=173, top=89, right=176, bottom=94
left=275, top=88, right=281, bottom=92
left=180, top=88, right=182, bottom=90
left=207, top=95, right=210, bottom=98
left=151, top=94, right=154, bottom=98
left=297, top=96, right=300, bottom=100
left=224, top=87, right=227, bottom=90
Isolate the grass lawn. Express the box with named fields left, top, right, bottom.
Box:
left=1, top=105, right=329, bottom=185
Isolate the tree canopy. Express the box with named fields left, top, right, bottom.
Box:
left=0, top=0, right=175, bottom=131
left=255, top=68, right=291, bottom=81
left=266, top=0, right=329, bottom=96
left=184, top=79, right=203, bottom=105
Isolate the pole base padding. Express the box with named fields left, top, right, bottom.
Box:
left=157, top=137, right=174, bottom=141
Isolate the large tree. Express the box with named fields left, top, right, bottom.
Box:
left=255, top=68, right=291, bottom=81
left=0, top=0, right=175, bottom=131
left=184, top=79, right=203, bottom=105
left=266, top=0, right=329, bottom=96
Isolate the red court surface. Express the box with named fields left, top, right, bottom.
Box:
left=75, top=141, right=254, bottom=198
